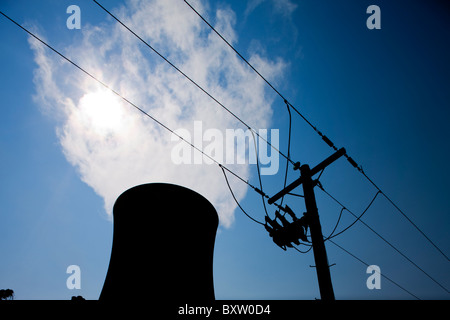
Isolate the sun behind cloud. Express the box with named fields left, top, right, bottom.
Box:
left=78, top=90, right=125, bottom=136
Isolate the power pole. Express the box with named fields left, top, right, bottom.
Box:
left=300, top=163, right=335, bottom=300
left=268, top=148, right=346, bottom=301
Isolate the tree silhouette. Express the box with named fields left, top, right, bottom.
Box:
left=0, top=289, right=14, bottom=300
left=71, top=295, right=85, bottom=301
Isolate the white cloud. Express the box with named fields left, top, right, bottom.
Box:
left=245, top=0, right=265, bottom=17
left=29, top=0, right=285, bottom=228
left=245, top=0, right=298, bottom=17
left=273, top=0, right=298, bottom=17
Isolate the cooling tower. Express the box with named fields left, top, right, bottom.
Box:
left=100, top=183, right=219, bottom=302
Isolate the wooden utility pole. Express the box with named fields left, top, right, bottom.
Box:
left=300, top=163, right=335, bottom=300
left=268, top=148, right=346, bottom=301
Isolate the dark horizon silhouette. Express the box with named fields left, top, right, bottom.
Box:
left=100, top=183, right=219, bottom=302
left=0, top=289, right=14, bottom=300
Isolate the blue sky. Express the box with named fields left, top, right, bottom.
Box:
left=0, top=0, right=449, bottom=300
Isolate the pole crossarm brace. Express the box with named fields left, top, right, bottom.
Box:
left=268, top=148, right=346, bottom=204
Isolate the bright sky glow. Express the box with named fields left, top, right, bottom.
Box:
left=77, top=90, right=126, bottom=135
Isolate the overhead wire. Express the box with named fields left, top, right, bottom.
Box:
left=221, top=165, right=265, bottom=226
left=293, top=245, right=313, bottom=254
left=286, top=192, right=304, bottom=198
left=183, top=0, right=449, bottom=263
left=324, top=207, right=345, bottom=241
left=249, top=129, right=270, bottom=219
left=325, top=189, right=381, bottom=240
left=280, top=100, right=293, bottom=208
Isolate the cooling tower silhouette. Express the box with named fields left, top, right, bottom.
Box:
left=100, top=183, right=219, bottom=302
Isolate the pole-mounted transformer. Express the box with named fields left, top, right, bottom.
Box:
left=264, top=206, right=309, bottom=250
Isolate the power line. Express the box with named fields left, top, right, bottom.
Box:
left=249, top=130, right=271, bottom=219
left=221, top=165, right=265, bottom=226
left=184, top=0, right=449, bottom=263
left=91, top=0, right=295, bottom=167
left=318, top=183, right=450, bottom=295
left=280, top=100, right=294, bottom=208
left=324, top=189, right=381, bottom=240
left=328, top=239, right=421, bottom=300
left=293, top=245, right=312, bottom=254
left=324, top=207, right=345, bottom=240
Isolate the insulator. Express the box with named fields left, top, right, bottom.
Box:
left=265, top=216, right=282, bottom=230
left=275, top=211, right=290, bottom=227
left=322, top=135, right=334, bottom=148
left=254, top=187, right=266, bottom=197
left=284, top=205, right=297, bottom=220
left=346, top=156, right=358, bottom=168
